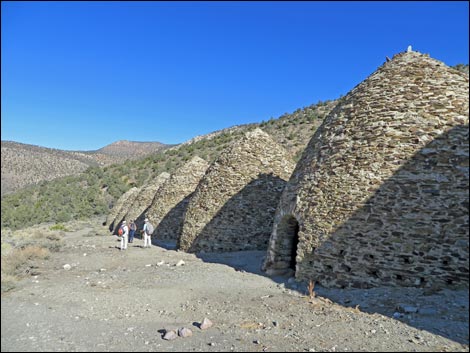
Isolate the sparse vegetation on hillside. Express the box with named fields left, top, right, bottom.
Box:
left=1, top=142, right=97, bottom=196
left=1, top=140, right=171, bottom=196
left=452, top=63, right=469, bottom=75
left=259, top=100, right=336, bottom=161
left=94, top=140, right=171, bottom=158
left=1, top=100, right=336, bottom=230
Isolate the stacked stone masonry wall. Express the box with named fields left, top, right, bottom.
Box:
left=122, top=172, right=170, bottom=231
left=145, top=157, right=209, bottom=240
left=106, top=187, right=141, bottom=234
left=178, top=129, right=295, bottom=253
left=265, top=51, right=469, bottom=289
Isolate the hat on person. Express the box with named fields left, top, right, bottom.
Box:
left=122, top=220, right=126, bottom=224
left=144, top=218, right=149, bottom=222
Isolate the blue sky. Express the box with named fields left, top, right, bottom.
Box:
left=1, top=1, right=469, bottom=151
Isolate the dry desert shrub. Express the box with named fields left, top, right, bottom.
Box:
left=1, top=226, right=63, bottom=292
left=1, top=242, right=13, bottom=256
left=12, top=229, right=64, bottom=252
left=31, top=229, right=46, bottom=239
left=308, top=280, right=316, bottom=299
left=0, top=272, right=17, bottom=292
left=45, top=231, right=65, bottom=241
left=1, top=245, right=50, bottom=279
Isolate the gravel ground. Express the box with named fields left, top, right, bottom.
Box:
left=1, top=219, right=468, bottom=352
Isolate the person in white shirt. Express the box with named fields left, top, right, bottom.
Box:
left=142, top=218, right=152, bottom=248
left=120, top=220, right=129, bottom=250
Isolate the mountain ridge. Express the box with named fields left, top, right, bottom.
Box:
left=0, top=139, right=171, bottom=196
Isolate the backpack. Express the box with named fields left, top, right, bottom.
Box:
left=118, top=227, right=123, bottom=236
left=130, top=222, right=136, bottom=231
left=146, top=222, right=154, bottom=235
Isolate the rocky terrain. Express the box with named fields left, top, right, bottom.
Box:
left=1, top=218, right=468, bottom=352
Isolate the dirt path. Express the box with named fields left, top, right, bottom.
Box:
left=1, top=220, right=468, bottom=352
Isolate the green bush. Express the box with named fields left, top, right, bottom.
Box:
left=49, top=223, right=69, bottom=232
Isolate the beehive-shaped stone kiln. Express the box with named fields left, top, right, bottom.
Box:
left=263, top=50, right=469, bottom=289
left=105, top=186, right=140, bottom=234
left=178, top=128, right=295, bottom=252
left=145, top=156, right=209, bottom=240
left=120, top=172, right=170, bottom=230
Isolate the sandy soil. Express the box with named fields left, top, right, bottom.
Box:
left=1, top=219, right=468, bottom=352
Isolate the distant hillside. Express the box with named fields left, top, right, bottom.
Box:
left=1, top=141, right=96, bottom=196
left=258, top=100, right=336, bottom=160
left=1, top=140, right=171, bottom=196
left=170, top=99, right=336, bottom=162
left=92, top=140, right=172, bottom=160
left=1, top=99, right=336, bottom=230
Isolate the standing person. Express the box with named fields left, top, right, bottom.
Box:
left=120, top=220, right=129, bottom=251
left=142, top=218, right=153, bottom=248
left=129, top=219, right=136, bottom=243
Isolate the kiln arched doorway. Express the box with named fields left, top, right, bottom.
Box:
left=264, top=214, right=301, bottom=276
left=287, top=217, right=300, bottom=271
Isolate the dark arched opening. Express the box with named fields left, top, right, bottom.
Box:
left=264, top=214, right=301, bottom=276
left=289, top=221, right=300, bottom=270
left=274, top=215, right=300, bottom=273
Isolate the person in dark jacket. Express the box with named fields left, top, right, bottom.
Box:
left=129, top=220, right=137, bottom=243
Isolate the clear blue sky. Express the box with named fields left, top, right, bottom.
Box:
left=1, top=1, right=469, bottom=151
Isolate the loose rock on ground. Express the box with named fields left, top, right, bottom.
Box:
left=1, top=218, right=468, bottom=352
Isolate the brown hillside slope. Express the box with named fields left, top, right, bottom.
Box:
left=94, top=140, right=171, bottom=160
left=1, top=140, right=171, bottom=196
left=1, top=141, right=98, bottom=196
